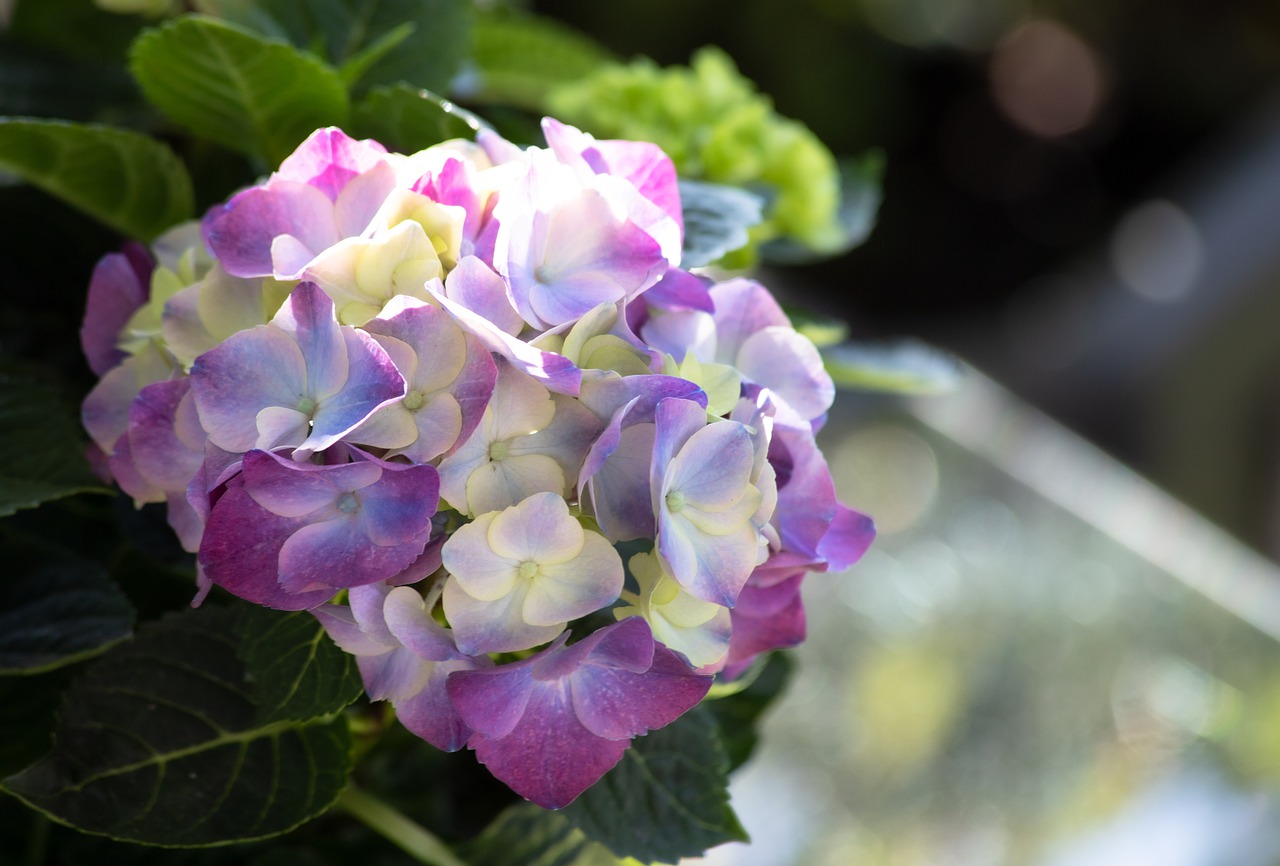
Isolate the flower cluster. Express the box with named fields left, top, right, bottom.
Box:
left=80, top=119, right=874, bottom=809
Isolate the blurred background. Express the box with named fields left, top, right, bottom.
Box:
left=531, top=1, right=1280, bottom=863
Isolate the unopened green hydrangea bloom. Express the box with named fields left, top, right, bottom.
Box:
left=547, top=47, right=844, bottom=263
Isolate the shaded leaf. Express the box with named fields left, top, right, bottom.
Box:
left=563, top=707, right=747, bottom=863
left=0, top=534, right=134, bottom=675
left=234, top=606, right=362, bottom=725
left=0, top=369, right=111, bottom=517
left=351, top=84, right=487, bottom=154
left=761, top=149, right=885, bottom=264
left=8, top=0, right=147, bottom=62
left=678, top=179, right=765, bottom=269
left=3, top=605, right=353, bottom=847
left=0, top=119, right=194, bottom=241
left=0, top=669, right=74, bottom=777
left=195, top=0, right=472, bottom=95
left=824, top=339, right=963, bottom=395
left=462, top=13, right=613, bottom=109
left=704, top=652, right=794, bottom=771
left=784, top=305, right=851, bottom=349
left=129, top=16, right=349, bottom=166
left=464, top=803, right=623, bottom=866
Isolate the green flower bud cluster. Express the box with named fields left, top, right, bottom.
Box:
left=547, top=46, right=845, bottom=264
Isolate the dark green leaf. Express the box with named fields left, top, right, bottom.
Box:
left=463, top=13, right=613, bottom=110
left=761, top=149, right=885, bottom=264
left=129, top=16, right=349, bottom=166
left=8, top=0, right=147, bottom=62
left=195, top=0, right=473, bottom=95
left=563, top=707, right=747, bottom=863
left=234, top=606, right=363, bottom=725
left=351, top=84, right=486, bottom=154
left=3, top=605, right=353, bottom=846
left=0, top=534, right=134, bottom=675
left=0, top=119, right=194, bottom=241
left=0, top=670, right=74, bottom=777
left=0, top=369, right=111, bottom=516
left=678, top=179, right=765, bottom=269
left=704, top=653, right=794, bottom=771
left=0, top=45, right=138, bottom=122
left=465, top=803, right=622, bottom=866
left=823, top=339, right=963, bottom=395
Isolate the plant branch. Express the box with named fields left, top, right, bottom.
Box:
left=336, top=784, right=467, bottom=866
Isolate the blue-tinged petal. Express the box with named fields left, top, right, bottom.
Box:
left=190, top=324, right=307, bottom=453
left=358, top=462, right=440, bottom=547
left=277, top=514, right=427, bottom=593
left=736, top=326, right=834, bottom=422
left=80, top=245, right=152, bottom=376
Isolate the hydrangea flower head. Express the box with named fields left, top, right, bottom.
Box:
left=79, top=117, right=873, bottom=812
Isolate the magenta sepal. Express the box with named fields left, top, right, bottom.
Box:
left=722, top=572, right=807, bottom=680
left=447, top=617, right=712, bottom=808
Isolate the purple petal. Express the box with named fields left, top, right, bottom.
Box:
left=126, top=379, right=204, bottom=493
left=240, top=449, right=377, bottom=518
left=443, top=255, right=525, bottom=336
left=80, top=246, right=152, bottom=376
left=199, top=485, right=332, bottom=610
left=358, top=462, right=440, bottom=547
left=448, top=663, right=536, bottom=740
left=707, top=278, right=791, bottom=364
left=202, top=180, right=339, bottom=279
left=428, top=283, right=582, bottom=396
left=276, top=516, right=428, bottom=593
left=189, top=325, right=307, bottom=453
left=640, top=268, right=713, bottom=313
left=470, top=685, right=628, bottom=809
left=723, top=574, right=806, bottom=679
left=395, top=656, right=481, bottom=752
left=817, top=503, right=876, bottom=571
left=571, top=645, right=710, bottom=740
left=277, top=127, right=388, bottom=201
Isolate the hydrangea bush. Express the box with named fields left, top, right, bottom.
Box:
left=81, top=119, right=874, bottom=810
left=0, top=2, right=906, bottom=862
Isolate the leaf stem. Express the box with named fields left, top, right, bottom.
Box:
left=336, top=784, right=467, bottom=866
left=25, top=813, right=49, bottom=866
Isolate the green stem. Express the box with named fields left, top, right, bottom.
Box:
left=336, top=785, right=467, bottom=866
left=25, top=813, right=48, bottom=866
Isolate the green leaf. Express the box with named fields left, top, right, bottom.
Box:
left=3, top=605, right=353, bottom=847
left=563, top=708, right=747, bottom=863
left=823, top=339, right=963, bottom=395
left=194, top=0, right=473, bottom=95
left=8, top=0, right=148, bottom=62
left=464, top=13, right=613, bottom=110
left=351, top=84, right=487, bottom=154
left=761, top=149, right=885, bottom=264
left=704, top=653, right=794, bottom=771
left=233, top=606, right=363, bottom=725
left=128, top=16, right=349, bottom=166
left=465, top=803, right=624, bottom=866
left=0, top=534, right=134, bottom=675
left=783, top=306, right=851, bottom=349
left=678, top=179, right=765, bottom=269
left=0, top=119, right=194, bottom=241
left=0, top=369, right=111, bottom=516
left=0, top=670, right=74, bottom=778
